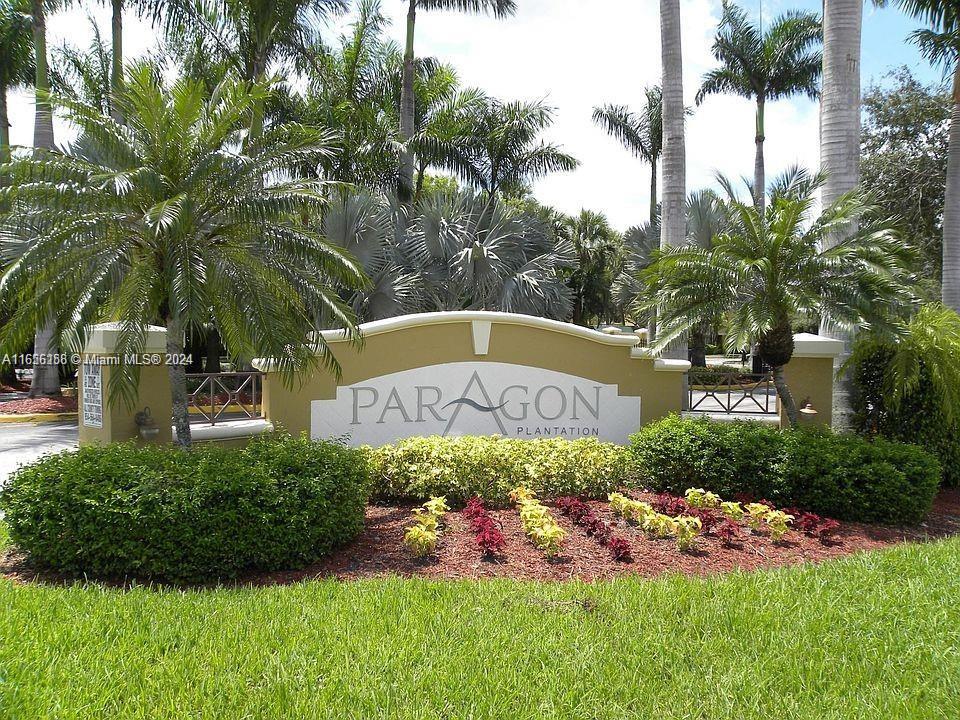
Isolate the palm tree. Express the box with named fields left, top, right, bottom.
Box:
left=641, top=186, right=915, bottom=426
left=322, top=189, right=574, bottom=320
left=890, top=1, right=960, bottom=311
left=397, top=0, right=516, bottom=206
left=562, top=210, right=622, bottom=326
left=99, top=0, right=155, bottom=122
left=0, top=65, right=366, bottom=446
left=696, top=1, right=822, bottom=215
left=165, top=0, right=348, bottom=138
left=449, top=98, right=578, bottom=199
left=592, top=86, right=663, bottom=225
left=50, top=12, right=111, bottom=115
left=0, top=0, right=33, bottom=164
left=25, top=0, right=62, bottom=397
left=660, top=0, right=686, bottom=254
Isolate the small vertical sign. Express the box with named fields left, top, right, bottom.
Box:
left=82, top=362, right=103, bottom=428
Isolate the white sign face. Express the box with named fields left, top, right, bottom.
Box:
left=81, top=363, right=103, bottom=428
left=311, top=362, right=641, bottom=446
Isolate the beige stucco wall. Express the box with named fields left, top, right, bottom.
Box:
left=260, top=316, right=687, bottom=438
left=779, top=355, right=836, bottom=427
left=78, top=362, right=174, bottom=445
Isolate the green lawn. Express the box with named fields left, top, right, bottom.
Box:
left=1, top=528, right=959, bottom=719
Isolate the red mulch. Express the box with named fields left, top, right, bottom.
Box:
left=4, top=490, right=959, bottom=587
left=0, top=396, right=77, bottom=415
left=255, top=488, right=960, bottom=585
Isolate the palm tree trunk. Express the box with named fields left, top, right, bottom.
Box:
left=818, top=0, right=862, bottom=430
left=660, top=0, right=685, bottom=251
left=398, top=0, right=417, bottom=207
left=754, top=97, right=765, bottom=214
left=0, top=89, right=9, bottom=164
left=772, top=364, right=799, bottom=427
left=649, top=163, right=658, bottom=225
left=943, top=64, right=960, bottom=312
left=166, top=315, right=192, bottom=448
left=659, top=0, right=688, bottom=385
left=110, top=0, right=123, bottom=123
left=27, top=0, right=60, bottom=398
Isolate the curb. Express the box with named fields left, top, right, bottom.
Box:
left=0, top=412, right=78, bottom=424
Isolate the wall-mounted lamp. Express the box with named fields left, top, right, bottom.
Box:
left=134, top=406, right=160, bottom=441
left=799, top=397, right=818, bottom=416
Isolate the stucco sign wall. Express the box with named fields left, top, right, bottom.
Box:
left=255, top=312, right=694, bottom=446
left=311, top=361, right=641, bottom=446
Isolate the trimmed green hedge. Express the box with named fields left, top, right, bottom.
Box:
left=0, top=433, right=369, bottom=582
left=851, top=343, right=960, bottom=487
left=629, top=416, right=940, bottom=525
left=367, top=435, right=630, bottom=505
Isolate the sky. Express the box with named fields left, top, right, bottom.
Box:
left=6, top=0, right=945, bottom=231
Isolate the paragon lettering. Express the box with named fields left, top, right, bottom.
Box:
left=350, top=372, right=601, bottom=434
left=311, top=362, right=641, bottom=446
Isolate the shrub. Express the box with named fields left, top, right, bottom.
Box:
left=630, top=416, right=787, bottom=500
left=369, top=436, right=629, bottom=505
left=851, top=342, right=960, bottom=487
left=629, top=416, right=940, bottom=525
left=0, top=433, right=370, bottom=582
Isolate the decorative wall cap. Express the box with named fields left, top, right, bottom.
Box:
left=792, top=332, right=845, bottom=358
left=83, top=322, right=167, bottom=354
left=654, top=358, right=692, bottom=372
left=317, top=312, right=642, bottom=347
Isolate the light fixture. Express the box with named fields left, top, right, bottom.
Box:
left=135, top=406, right=160, bottom=441
left=799, top=397, right=818, bottom=416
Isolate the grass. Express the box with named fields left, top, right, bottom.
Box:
left=1, top=529, right=959, bottom=719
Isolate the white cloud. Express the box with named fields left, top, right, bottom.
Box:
left=7, top=0, right=820, bottom=231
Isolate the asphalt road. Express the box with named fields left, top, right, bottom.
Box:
left=0, top=421, right=78, bottom=486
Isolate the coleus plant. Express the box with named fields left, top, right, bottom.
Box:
left=511, top=486, right=566, bottom=558
left=685, top=488, right=721, bottom=509
left=404, top=495, right=449, bottom=557
left=463, top=496, right=506, bottom=556
left=556, top=496, right=632, bottom=562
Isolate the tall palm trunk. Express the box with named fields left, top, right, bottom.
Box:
left=0, top=89, right=9, bottom=164
left=660, top=0, right=688, bottom=402
left=818, top=0, right=862, bottom=429
left=754, top=96, right=765, bottom=214
left=943, top=64, right=960, bottom=312
left=110, top=0, right=123, bottom=123
left=649, top=163, right=658, bottom=225
left=28, top=0, right=60, bottom=398
left=660, top=0, right=685, bottom=252
left=166, top=314, right=192, bottom=448
left=398, top=0, right=417, bottom=207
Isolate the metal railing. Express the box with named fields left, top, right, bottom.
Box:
left=687, top=370, right=777, bottom=415
left=186, top=371, right=264, bottom=425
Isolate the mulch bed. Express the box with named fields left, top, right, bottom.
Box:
left=257, top=488, right=960, bottom=585
left=0, top=396, right=77, bottom=415
left=5, top=490, right=959, bottom=587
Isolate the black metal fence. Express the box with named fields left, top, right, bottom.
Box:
left=186, top=372, right=264, bottom=425
left=687, top=369, right=777, bottom=415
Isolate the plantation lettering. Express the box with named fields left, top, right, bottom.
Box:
left=311, top=362, right=641, bottom=445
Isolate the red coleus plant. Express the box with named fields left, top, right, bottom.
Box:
left=463, top=497, right=506, bottom=556
left=785, top=508, right=841, bottom=543
left=712, top=518, right=742, bottom=547
left=653, top=493, right=690, bottom=516
left=555, top=496, right=632, bottom=562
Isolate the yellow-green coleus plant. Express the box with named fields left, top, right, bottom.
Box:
left=511, top=486, right=566, bottom=557
left=404, top=496, right=449, bottom=556
left=685, top=488, right=721, bottom=509
left=674, top=516, right=703, bottom=551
